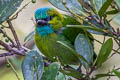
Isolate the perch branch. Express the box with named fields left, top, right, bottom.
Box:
left=0, top=40, right=24, bottom=56
left=0, top=52, right=14, bottom=57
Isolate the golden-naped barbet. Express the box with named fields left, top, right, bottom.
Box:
left=34, top=7, right=95, bottom=65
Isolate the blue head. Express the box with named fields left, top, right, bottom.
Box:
left=35, top=7, right=53, bottom=36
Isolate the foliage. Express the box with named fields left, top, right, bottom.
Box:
left=0, top=0, right=22, bottom=23
left=0, top=0, right=120, bottom=80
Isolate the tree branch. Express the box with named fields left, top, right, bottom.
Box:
left=7, top=19, right=21, bottom=49
left=0, top=52, right=14, bottom=57
left=0, top=40, right=24, bottom=56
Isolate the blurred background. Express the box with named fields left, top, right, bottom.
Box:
left=0, top=0, right=120, bottom=80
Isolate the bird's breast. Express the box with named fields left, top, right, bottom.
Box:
left=34, top=33, right=58, bottom=59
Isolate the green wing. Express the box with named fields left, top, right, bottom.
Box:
left=61, top=15, right=94, bottom=44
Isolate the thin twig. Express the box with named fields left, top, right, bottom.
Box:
left=7, top=19, right=21, bottom=49
left=5, top=56, right=20, bottom=80
left=115, top=67, right=120, bottom=70
left=103, top=36, right=106, bottom=44
left=94, top=38, right=120, bottom=54
left=107, top=28, right=120, bottom=46
left=0, top=40, right=11, bottom=51
left=88, top=67, right=96, bottom=76
left=0, top=29, right=15, bottom=46
left=110, top=47, right=120, bottom=58
left=10, top=1, right=31, bottom=20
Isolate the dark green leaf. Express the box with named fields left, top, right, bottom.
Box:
left=106, top=9, right=119, bottom=15
left=113, top=70, right=120, bottom=78
left=41, top=62, right=60, bottom=80
left=24, top=31, right=34, bottom=42
left=98, top=0, right=113, bottom=17
left=60, top=67, right=83, bottom=79
left=95, top=38, right=113, bottom=67
left=74, top=33, right=94, bottom=68
left=0, top=0, right=22, bottom=23
left=22, top=50, right=44, bottom=80
left=48, top=0, right=84, bottom=14
left=67, top=25, right=105, bottom=34
left=95, top=73, right=113, bottom=79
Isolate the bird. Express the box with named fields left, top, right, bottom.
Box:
left=34, top=7, right=95, bottom=66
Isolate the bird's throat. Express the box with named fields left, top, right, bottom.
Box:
left=36, top=25, right=54, bottom=37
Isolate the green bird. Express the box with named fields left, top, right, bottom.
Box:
left=34, top=7, right=95, bottom=65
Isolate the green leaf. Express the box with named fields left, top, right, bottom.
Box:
left=95, top=38, right=113, bottom=67
left=24, top=31, right=34, bottom=42
left=113, top=70, right=120, bottom=78
left=98, top=0, right=113, bottom=17
left=22, top=50, right=44, bottom=80
left=74, top=33, right=94, bottom=68
left=48, top=0, right=84, bottom=14
left=67, top=25, right=105, bottom=34
left=60, top=67, right=83, bottom=79
left=115, top=0, right=120, bottom=8
left=95, top=73, right=113, bottom=79
left=41, top=62, right=60, bottom=80
left=106, top=9, right=119, bottom=15
left=0, top=0, right=22, bottom=23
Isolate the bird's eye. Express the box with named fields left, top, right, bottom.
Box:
left=37, top=20, right=42, bottom=25
left=36, top=16, right=53, bottom=26
left=36, top=19, right=48, bottom=26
